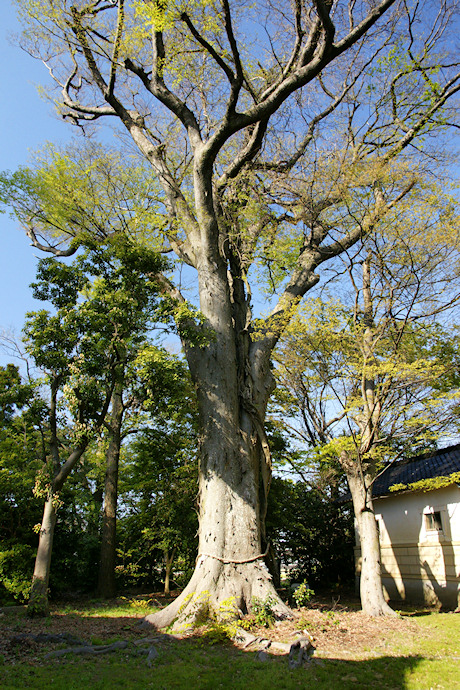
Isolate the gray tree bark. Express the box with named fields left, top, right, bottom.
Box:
left=28, top=446, right=87, bottom=616
left=28, top=495, right=57, bottom=616
left=28, top=370, right=112, bottom=616
left=164, top=548, right=176, bottom=596
left=347, top=472, right=396, bottom=616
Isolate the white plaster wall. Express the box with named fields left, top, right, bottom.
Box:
left=371, top=484, right=460, bottom=607
left=374, top=485, right=460, bottom=545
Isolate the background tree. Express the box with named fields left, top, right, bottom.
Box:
left=0, top=364, right=45, bottom=602
left=0, top=353, right=200, bottom=604
left=10, top=0, right=460, bottom=625
left=24, top=236, right=166, bottom=615
left=266, top=477, right=354, bottom=592
left=274, top=183, right=460, bottom=614
left=0, top=144, right=204, bottom=600
left=101, top=346, right=199, bottom=597
left=262, top=423, right=354, bottom=591
left=93, top=289, right=185, bottom=600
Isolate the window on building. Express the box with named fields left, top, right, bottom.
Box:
left=424, top=511, right=443, bottom=532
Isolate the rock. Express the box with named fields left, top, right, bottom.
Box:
left=93, top=641, right=128, bottom=654
left=45, top=646, right=95, bottom=658
left=134, top=634, right=171, bottom=646
left=147, top=645, right=159, bottom=666
left=257, top=650, right=270, bottom=662
left=35, top=632, right=84, bottom=645
left=10, top=631, right=86, bottom=646
left=233, top=629, right=258, bottom=648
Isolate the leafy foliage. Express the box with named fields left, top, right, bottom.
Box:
left=117, top=376, right=199, bottom=591
left=266, top=477, right=354, bottom=589
left=251, top=595, right=277, bottom=628
left=389, top=471, right=460, bottom=494
left=0, top=365, right=44, bottom=602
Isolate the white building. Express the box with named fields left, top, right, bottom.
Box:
left=356, top=445, right=460, bottom=609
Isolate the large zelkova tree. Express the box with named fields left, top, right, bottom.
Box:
left=11, top=0, right=460, bottom=626
left=273, top=183, right=460, bottom=615
left=23, top=237, right=166, bottom=615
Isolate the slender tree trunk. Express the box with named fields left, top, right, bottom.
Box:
left=97, top=384, right=124, bottom=598
left=347, top=471, right=396, bottom=616
left=28, top=493, right=57, bottom=616
left=164, top=548, right=176, bottom=596
left=341, top=258, right=396, bottom=616
left=146, top=254, right=290, bottom=629
left=28, top=446, right=88, bottom=616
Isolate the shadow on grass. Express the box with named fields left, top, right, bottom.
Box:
left=0, top=608, right=426, bottom=690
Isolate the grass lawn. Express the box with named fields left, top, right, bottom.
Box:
left=1, top=596, right=459, bottom=689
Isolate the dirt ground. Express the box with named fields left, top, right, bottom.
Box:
left=0, top=591, right=426, bottom=666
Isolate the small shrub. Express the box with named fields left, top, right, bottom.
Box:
left=237, top=616, right=255, bottom=631
left=292, top=581, right=315, bottom=608
left=325, top=610, right=340, bottom=626
left=251, top=595, right=276, bottom=628
left=200, top=622, right=233, bottom=645
left=128, top=597, right=155, bottom=612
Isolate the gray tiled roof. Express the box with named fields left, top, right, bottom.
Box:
left=372, top=443, right=460, bottom=498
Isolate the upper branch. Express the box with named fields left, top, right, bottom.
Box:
left=313, top=0, right=336, bottom=46
left=149, top=29, right=203, bottom=150
left=383, top=74, right=460, bottom=161
left=107, top=0, right=125, bottom=97
left=202, top=0, right=397, bottom=167
left=280, top=0, right=305, bottom=79
left=254, top=177, right=416, bottom=362
left=180, top=10, right=234, bottom=84
left=222, top=0, right=244, bottom=111
left=253, top=76, right=358, bottom=174
left=26, top=227, right=78, bottom=258
left=216, top=118, right=269, bottom=190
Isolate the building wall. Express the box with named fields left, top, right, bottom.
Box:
left=354, top=485, right=460, bottom=608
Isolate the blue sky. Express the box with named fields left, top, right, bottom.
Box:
left=0, top=2, right=72, bottom=359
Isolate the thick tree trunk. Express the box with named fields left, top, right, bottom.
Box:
left=28, top=494, right=57, bottom=617
left=348, top=472, right=396, bottom=616
left=146, top=385, right=289, bottom=630
left=97, top=385, right=124, bottom=598
left=145, top=254, right=290, bottom=630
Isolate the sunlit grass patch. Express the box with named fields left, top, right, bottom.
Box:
left=54, top=595, right=159, bottom=618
